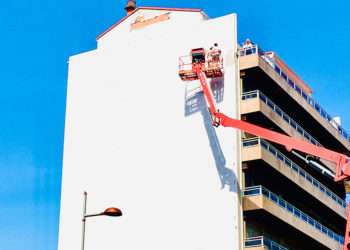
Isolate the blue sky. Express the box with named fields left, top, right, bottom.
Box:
left=1, top=0, right=350, bottom=249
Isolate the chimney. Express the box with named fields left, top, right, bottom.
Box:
left=125, top=0, right=136, bottom=15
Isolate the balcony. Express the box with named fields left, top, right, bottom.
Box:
left=241, top=90, right=335, bottom=172
left=244, top=236, right=288, bottom=250
left=242, top=138, right=346, bottom=218
left=239, top=45, right=350, bottom=151
left=241, top=90, right=320, bottom=146
left=243, top=186, right=344, bottom=250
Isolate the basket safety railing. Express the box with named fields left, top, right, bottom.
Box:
left=178, top=55, right=194, bottom=72
left=178, top=55, right=224, bottom=73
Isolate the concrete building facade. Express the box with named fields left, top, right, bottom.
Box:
left=58, top=5, right=349, bottom=250
left=59, top=7, right=242, bottom=250
left=240, top=47, right=348, bottom=249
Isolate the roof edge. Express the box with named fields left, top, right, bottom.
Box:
left=97, top=6, right=203, bottom=40
left=137, top=6, right=202, bottom=12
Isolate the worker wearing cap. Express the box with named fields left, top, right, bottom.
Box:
left=213, top=43, right=221, bottom=53
left=210, top=43, right=222, bottom=68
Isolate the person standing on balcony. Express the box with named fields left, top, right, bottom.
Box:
left=242, top=39, right=256, bottom=56
left=243, top=38, right=254, bottom=49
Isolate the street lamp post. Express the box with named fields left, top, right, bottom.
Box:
left=81, top=191, right=122, bottom=250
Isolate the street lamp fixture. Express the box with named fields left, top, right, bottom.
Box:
left=81, top=191, right=122, bottom=250
left=84, top=207, right=123, bottom=218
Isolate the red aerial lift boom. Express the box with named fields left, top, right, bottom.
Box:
left=179, top=48, right=350, bottom=250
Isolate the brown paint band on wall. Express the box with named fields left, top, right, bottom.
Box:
left=131, top=13, right=171, bottom=30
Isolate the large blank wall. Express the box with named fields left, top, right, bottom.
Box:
left=59, top=10, right=240, bottom=250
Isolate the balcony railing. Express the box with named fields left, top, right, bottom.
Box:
left=244, top=186, right=344, bottom=245
left=239, top=45, right=350, bottom=144
left=242, top=90, right=321, bottom=146
left=238, top=45, right=264, bottom=57
left=245, top=236, right=288, bottom=250
left=242, top=138, right=346, bottom=208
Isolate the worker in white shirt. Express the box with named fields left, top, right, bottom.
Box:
left=243, top=39, right=254, bottom=49
left=211, top=43, right=221, bottom=65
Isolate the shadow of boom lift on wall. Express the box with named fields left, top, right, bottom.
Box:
left=184, top=79, right=238, bottom=193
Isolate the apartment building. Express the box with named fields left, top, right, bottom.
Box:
left=240, top=45, right=348, bottom=250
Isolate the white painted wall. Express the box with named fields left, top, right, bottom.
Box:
left=59, top=9, right=240, bottom=250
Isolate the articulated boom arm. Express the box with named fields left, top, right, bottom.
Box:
left=193, top=64, right=350, bottom=182
left=194, top=65, right=219, bottom=119
left=218, top=108, right=350, bottom=250
left=217, top=112, right=350, bottom=181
